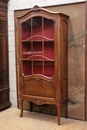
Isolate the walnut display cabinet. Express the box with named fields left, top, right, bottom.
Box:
left=18, top=6, right=69, bottom=125
left=0, top=0, right=11, bottom=110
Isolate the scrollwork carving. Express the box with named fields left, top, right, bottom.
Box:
left=32, top=5, right=40, bottom=12
left=30, top=99, right=46, bottom=106
left=35, top=77, right=41, bottom=82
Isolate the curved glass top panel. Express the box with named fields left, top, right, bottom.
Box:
left=22, top=16, right=54, bottom=41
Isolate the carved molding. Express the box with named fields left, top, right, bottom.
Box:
left=23, top=74, right=55, bottom=83
left=35, top=77, right=41, bottom=82
left=32, top=5, right=40, bottom=12
left=30, top=99, right=46, bottom=106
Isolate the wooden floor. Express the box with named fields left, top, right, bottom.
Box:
left=0, top=107, right=87, bottom=130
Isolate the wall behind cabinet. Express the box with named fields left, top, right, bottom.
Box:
left=15, top=2, right=85, bottom=120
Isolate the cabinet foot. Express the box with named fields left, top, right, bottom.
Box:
left=20, top=100, right=23, bottom=117
left=58, top=122, right=61, bottom=125
left=20, top=110, right=23, bottom=117
left=20, top=114, right=23, bottom=117
left=57, top=105, right=61, bottom=125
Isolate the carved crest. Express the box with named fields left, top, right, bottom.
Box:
left=32, top=5, right=40, bottom=12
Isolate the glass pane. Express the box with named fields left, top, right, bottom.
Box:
left=33, top=61, right=43, bottom=74
left=44, top=41, right=54, bottom=59
left=22, top=19, right=31, bottom=40
left=23, top=61, right=32, bottom=75
left=33, top=41, right=42, bottom=56
left=44, top=18, right=54, bottom=39
left=44, top=61, right=54, bottom=76
left=22, top=42, right=32, bottom=58
left=32, top=17, right=42, bottom=40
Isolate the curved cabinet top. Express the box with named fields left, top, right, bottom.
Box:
left=17, top=5, right=69, bottom=23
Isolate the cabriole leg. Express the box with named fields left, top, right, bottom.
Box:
left=57, top=105, right=61, bottom=125
left=20, top=100, right=23, bottom=117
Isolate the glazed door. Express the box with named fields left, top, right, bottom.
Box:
left=21, top=16, right=56, bottom=98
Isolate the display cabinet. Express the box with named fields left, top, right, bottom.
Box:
left=0, top=0, right=11, bottom=110
left=18, top=5, right=69, bottom=124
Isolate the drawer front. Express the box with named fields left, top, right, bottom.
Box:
left=23, top=75, right=55, bottom=98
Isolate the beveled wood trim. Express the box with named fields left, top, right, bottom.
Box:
left=23, top=94, right=56, bottom=105
left=23, top=74, right=55, bottom=81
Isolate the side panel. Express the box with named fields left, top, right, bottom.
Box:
left=60, top=17, right=68, bottom=100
